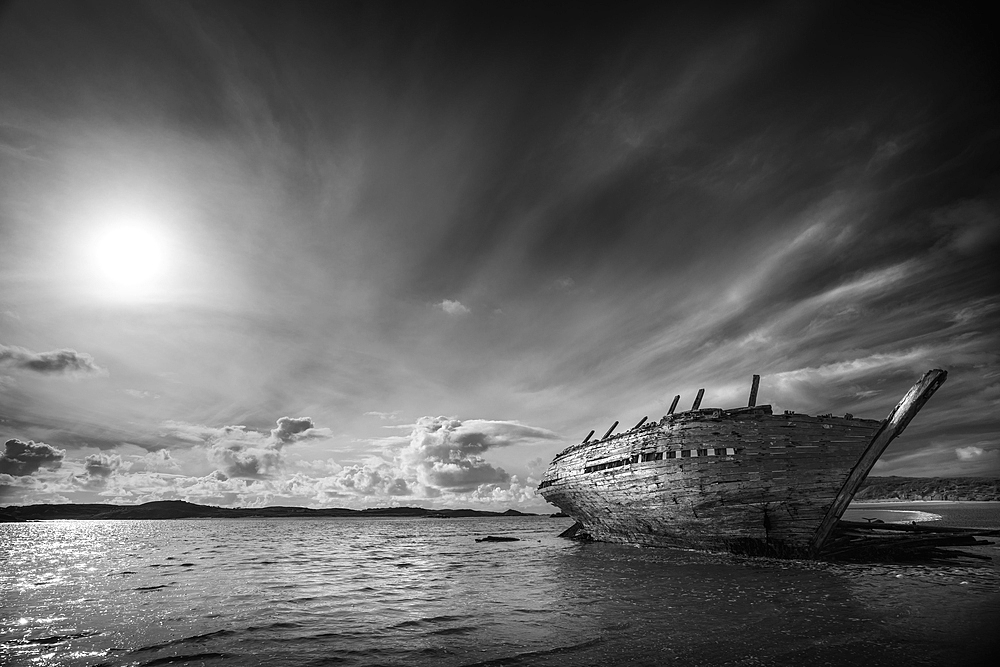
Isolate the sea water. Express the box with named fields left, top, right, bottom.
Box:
left=2, top=505, right=999, bottom=667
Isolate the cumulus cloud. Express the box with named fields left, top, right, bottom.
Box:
left=129, top=449, right=180, bottom=473
left=84, top=452, right=123, bottom=477
left=0, top=344, right=104, bottom=375
left=437, top=299, right=470, bottom=315
left=395, top=417, right=554, bottom=491
left=334, top=464, right=411, bottom=496
left=955, top=446, right=987, bottom=461
left=460, top=477, right=540, bottom=506
left=71, top=452, right=126, bottom=490
left=0, top=439, right=66, bottom=476
left=164, top=416, right=331, bottom=479
left=0, top=417, right=557, bottom=508
left=271, top=416, right=319, bottom=442
left=317, top=417, right=560, bottom=500
left=209, top=441, right=282, bottom=478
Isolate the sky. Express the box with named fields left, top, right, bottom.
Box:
left=1, top=1, right=998, bottom=511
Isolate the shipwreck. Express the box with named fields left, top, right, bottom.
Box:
left=538, top=369, right=995, bottom=559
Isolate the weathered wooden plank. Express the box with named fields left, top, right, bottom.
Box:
left=748, top=374, right=760, bottom=407
left=540, top=370, right=948, bottom=557
left=691, top=389, right=705, bottom=410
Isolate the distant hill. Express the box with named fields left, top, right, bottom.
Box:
left=0, top=500, right=538, bottom=522
left=856, top=476, right=1000, bottom=501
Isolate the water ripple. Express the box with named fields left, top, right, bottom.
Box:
left=2, top=513, right=999, bottom=666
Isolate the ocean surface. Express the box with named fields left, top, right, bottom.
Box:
left=3, top=503, right=1000, bottom=667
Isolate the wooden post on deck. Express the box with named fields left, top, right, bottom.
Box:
left=631, top=416, right=647, bottom=430
left=601, top=421, right=619, bottom=440
left=748, top=375, right=760, bottom=408
left=808, top=369, right=948, bottom=556
left=691, top=389, right=705, bottom=410
left=667, top=395, right=680, bottom=414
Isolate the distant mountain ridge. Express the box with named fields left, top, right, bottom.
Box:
left=0, top=500, right=537, bottom=522
left=856, top=476, right=1000, bottom=502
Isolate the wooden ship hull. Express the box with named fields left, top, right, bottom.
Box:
left=538, top=370, right=948, bottom=558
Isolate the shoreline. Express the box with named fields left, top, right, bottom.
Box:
left=850, top=500, right=1000, bottom=505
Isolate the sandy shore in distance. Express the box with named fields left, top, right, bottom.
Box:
left=850, top=500, right=1000, bottom=505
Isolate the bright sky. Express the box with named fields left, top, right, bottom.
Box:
left=1, top=1, right=998, bottom=510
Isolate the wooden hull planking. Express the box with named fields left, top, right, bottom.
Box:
left=539, top=370, right=948, bottom=557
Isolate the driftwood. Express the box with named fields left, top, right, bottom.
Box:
left=558, top=522, right=584, bottom=538
left=475, top=535, right=520, bottom=543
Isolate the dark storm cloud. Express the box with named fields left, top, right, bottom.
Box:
left=0, top=344, right=104, bottom=375
left=0, top=438, right=66, bottom=476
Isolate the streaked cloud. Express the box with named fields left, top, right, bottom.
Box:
left=0, top=2, right=997, bottom=506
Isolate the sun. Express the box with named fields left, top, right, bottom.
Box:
left=87, top=224, right=170, bottom=299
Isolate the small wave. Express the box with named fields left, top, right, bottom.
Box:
left=18, top=631, right=96, bottom=646
left=392, top=614, right=467, bottom=629
left=427, top=625, right=477, bottom=636
left=135, top=584, right=171, bottom=591
left=461, top=638, right=605, bottom=666
left=139, top=652, right=231, bottom=666
left=246, top=621, right=304, bottom=631
left=131, top=629, right=237, bottom=654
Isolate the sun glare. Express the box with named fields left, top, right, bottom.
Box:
left=87, top=224, right=170, bottom=299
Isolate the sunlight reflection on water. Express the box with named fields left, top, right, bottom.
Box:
left=1, top=514, right=999, bottom=666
